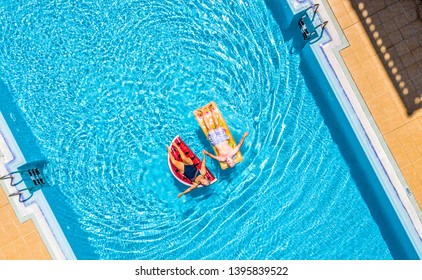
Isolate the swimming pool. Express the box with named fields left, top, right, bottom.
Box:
left=0, top=0, right=418, bottom=259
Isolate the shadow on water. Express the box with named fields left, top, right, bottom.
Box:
left=195, top=128, right=238, bottom=185
left=265, top=0, right=327, bottom=51
left=0, top=80, right=99, bottom=260
left=265, top=0, right=304, bottom=50
left=196, top=129, right=236, bottom=184
left=167, top=128, right=238, bottom=202
left=172, top=176, right=214, bottom=200
left=0, top=80, right=44, bottom=162
left=170, top=130, right=222, bottom=200
left=264, top=1, right=418, bottom=259
left=299, top=56, right=417, bottom=260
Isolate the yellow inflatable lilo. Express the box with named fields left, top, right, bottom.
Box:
left=193, top=101, right=248, bottom=169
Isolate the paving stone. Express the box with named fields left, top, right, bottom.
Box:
left=401, top=0, right=417, bottom=11
left=401, top=52, right=415, bottom=67
left=412, top=20, right=422, bottom=34
left=383, top=18, right=399, bottom=33
left=387, top=46, right=400, bottom=61
left=405, top=8, right=418, bottom=21
left=405, top=35, right=421, bottom=50
left=389, top=1, right=405, bottom=17
left=418, top=4, right=422, bottom=19
left=395, top=59, right=407, bottom=71
left=370, top=13, right=383, bottom=27
left=406, top=80, right=416, bottom=92
left=395, top=40, right=410, bottom=55
left=400, top=23, right=416, bottom=39
left=395, top=12, right=412, bottom=28
left=373, top=1, right=388, bottom=12
left=364, top=2, right=379, bottom=16
left=398, top=69, right=411, bottom=82
left=379, top=6, right=396, bottom=22
left=385, top=0, right=399, bottom=6
left=412, top=47, right=422, bottom=62
left=389, top=29, right=404, bottom=45
left=407, top=63, right=422, bottom=78
left=412, top=76, right=422, bottom=92
left=383, top=34, right=394, bottom=49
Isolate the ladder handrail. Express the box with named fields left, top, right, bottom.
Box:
left=315, top=21, right=328, bottom=30
left=301, top=4, right=320, bottom=21
left=2, top=167, right=48, bottom=202
left=298, top=4, right=328, bottom=43
left=308, top=21, right=328, bottom=43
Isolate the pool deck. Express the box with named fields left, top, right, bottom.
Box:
left=0, top=0, right=421, bottom=260
left=326, top=0, right=422, bottom=211
left=0, top=184, right=51, bottom=259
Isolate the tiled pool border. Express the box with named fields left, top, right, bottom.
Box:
left=290, top=0, right=422, bottom=256
left=0, top=112, right=76, bottom=260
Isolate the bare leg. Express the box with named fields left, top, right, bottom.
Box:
left=173, top=142, right=193, bottom=166
left=201, top=108, right=216, bottom=131
left=167, top=146, right=185, bottom=172
left=209, top=104, right=222, bottom=128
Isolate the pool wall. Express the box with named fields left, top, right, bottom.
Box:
left=266, top=0, right=422, bottom=258
left=0, top=82, right=76, bottom=260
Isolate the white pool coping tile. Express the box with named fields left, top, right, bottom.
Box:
left=291, top=0, right=422, bottom=257
left=0, top=112, right=75, bottom=260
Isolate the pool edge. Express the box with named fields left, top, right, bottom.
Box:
left=289, top=0, right=422, bottom=257
left=0, top=111, right=76, bottom=260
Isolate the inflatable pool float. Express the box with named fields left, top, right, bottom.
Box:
left=193, top=101, right=243, bottom=169
left=168, top=135, right=217, bottom=186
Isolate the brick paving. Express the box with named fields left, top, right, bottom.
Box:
left=328, top=0, right=422, bottom=211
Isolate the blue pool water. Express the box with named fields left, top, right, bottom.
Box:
left=0, top=0, right=398, bottom=259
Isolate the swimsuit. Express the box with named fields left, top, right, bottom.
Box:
left=183, top=164, right=200, bottom=181
left=183, top=164, right=208, bottom=188
left=208, top=127, right=229, bottom=146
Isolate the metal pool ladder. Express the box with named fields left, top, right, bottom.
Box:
left=0, top=161, right=49, bottom=202
left=298, top=4, right=328, bottom=43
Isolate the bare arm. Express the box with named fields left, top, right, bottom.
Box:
left=231, top=132, right=249, bottom=155
left=203, top=150, right=224, bottom=162
left=199, top=152, right=207, bottom=175
left=178, top=183, right=199, bottom=198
